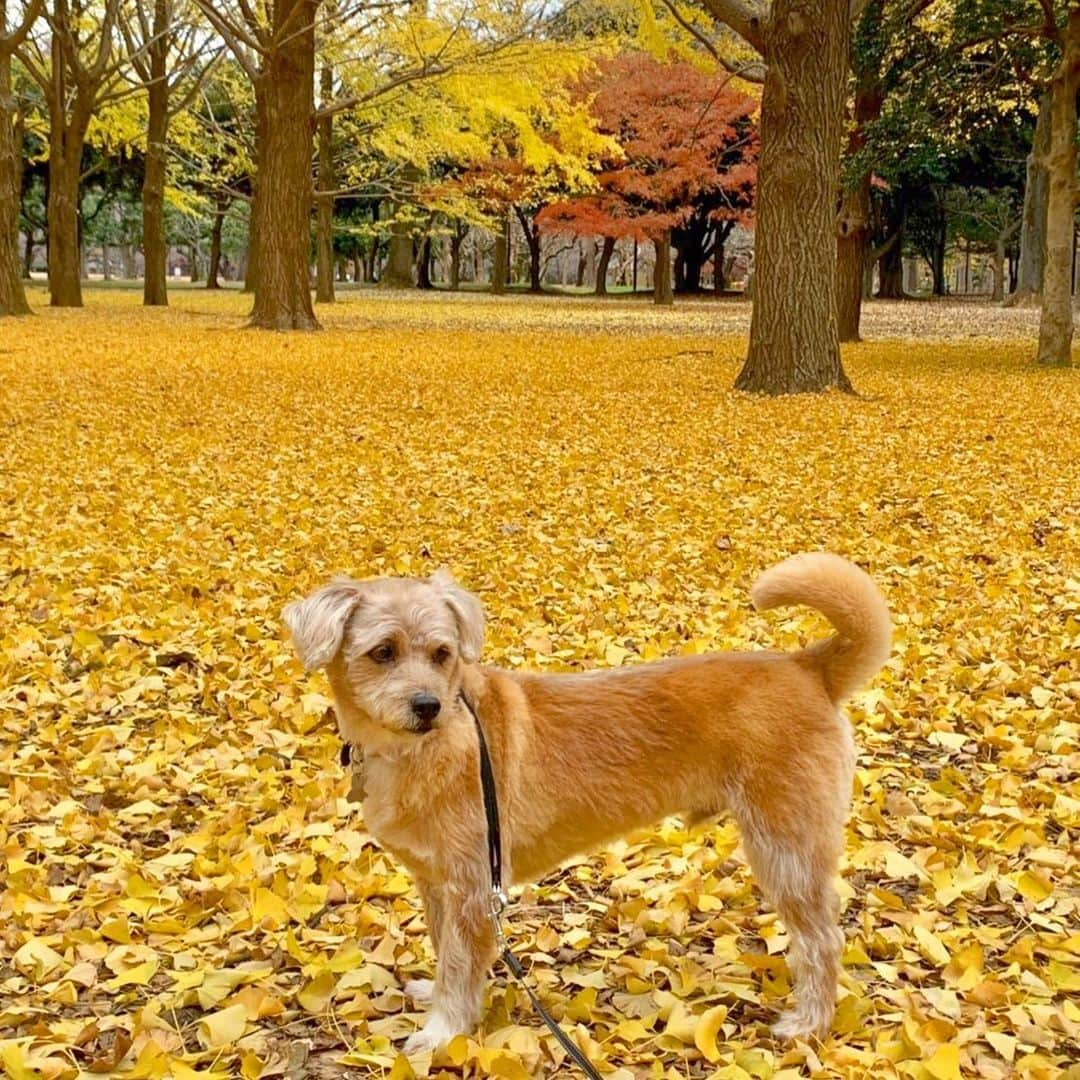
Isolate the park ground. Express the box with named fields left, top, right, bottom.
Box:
left=0, top=289, right=1077, bottom=1080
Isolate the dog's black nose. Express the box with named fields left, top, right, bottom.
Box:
left=410, top=694, right=441, bottom=727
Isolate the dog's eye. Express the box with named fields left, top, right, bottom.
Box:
left=432, top=645, right=451, bottom=666
left=368, top=643, right=395, bottom=664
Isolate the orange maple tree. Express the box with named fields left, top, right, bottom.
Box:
left=539, top=53, right=759, bottom=292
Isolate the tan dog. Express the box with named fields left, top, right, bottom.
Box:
left=283, top=553, right=890, bottom=1052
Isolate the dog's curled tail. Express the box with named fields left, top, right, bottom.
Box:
left=752, top=553, right=892, bottom=704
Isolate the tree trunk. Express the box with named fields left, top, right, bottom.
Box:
left=714, top=224, right=730, bottom=294
left=249, top=1, right=318, bottom=330
left=836, top=0, right=884, bottom=343
left=189, top=243, right=200, bottom=283
left=47, top=152, right=83, bottom=307
left=653, top=229, right=673, bottom=306
left=43, top=13, right=93, bottom=308
left=450, top=224, right=464, bottom=290
left=0, top=33, right=30, bottom=316
left=734, top=0, right=852, bottom=394
left=243, top=198, right=259, bottom=293
left=515, top=206, right=542, bottom=293
left=491, top=217, right=508, bottom=294
left=314, top=62, right=334, bottom=303
left=416, top=234, right=433, bottom=289
left=836, top=186, right=869, bottom=341
left=877, top=231, right=904, bottom=298
left=383, top=180, right=415, bottom=288
left=206, top=193, right=227, bottom=288
left=1008, top=91, right=1051, bottom=306
left=383, top=217, right=413, bottom=286
left=595, top=235, right=614, bottom=296
left=1036, top=9, right=1080, bottom=367
left=22, top=231, right=35, bottom=278
left=992, top=239, right=1006, bottom=302
left=680, top=248, right=705, bottom=292
left=141, top=0, right=169, bottom=306
left=930, top=225, right=946, bottom=296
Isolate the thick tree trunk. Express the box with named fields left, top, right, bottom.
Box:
left=314, top=63, right=334, bottom=304
left=680, top=249, right=705, bottom=292
left=1036, top=10, right=1080, bottom=367
left=0, top=38, right=30, bottom=316
left=735, top=0, right=852, bottom=394
left=141, top=0, right=169, bottom=306
left=1008, top=92, right=1051, bottom=307
left=383, top=217, right=413, bottom=286
left=653, top=229, right=673, bottom=306
left=47, top=152, right=83, bottom=307
left=595, top=235, right=614, bottom=296
left=206, top=193, right=227, bottom=288
left=836, top=189, right=868, bottom=341
left=383, top=182, right=415, bottom=288
left=491, top=217, right=508, bottom=294
left=249, top=2, right=318, bottom=330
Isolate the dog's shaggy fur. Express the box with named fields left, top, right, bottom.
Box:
left=284, top=554, right=891, bottom=1052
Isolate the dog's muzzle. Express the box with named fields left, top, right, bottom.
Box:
left=408, top=693, right=441, bottom=733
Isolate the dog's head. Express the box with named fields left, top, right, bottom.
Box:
left=283, top=569, right=484, bottom=742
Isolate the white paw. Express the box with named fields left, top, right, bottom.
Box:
left=771, top=1008, right=829, bottom=1042
left=403, top=978, right=435, bottom=1005
left=403, top=1013, right=460, bottom=1056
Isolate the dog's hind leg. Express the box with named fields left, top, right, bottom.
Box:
left=403, top=884, right=496, bottom=1055
left=726, top=754, right=851, bottom=1040
left=745, top=835, right=844, bottom=1040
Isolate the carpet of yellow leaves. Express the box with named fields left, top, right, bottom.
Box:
left=1, top=290, right=1077, bottom=1080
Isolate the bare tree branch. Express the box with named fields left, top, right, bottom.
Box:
left=697, top=0, right=766, bottom=54
left=1, top=0, right=43, bottom=51
left=193, top=0, right=266, bottom=70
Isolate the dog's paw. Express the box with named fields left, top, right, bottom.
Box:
left=403, top=978, right=435, bottom=1005
left=403, top=1014, right=459, bottom=1056
left=771, top=1007, right=830, bottom=1042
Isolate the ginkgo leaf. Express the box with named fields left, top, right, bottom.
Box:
left=694, top=1004, right=728, bottom=1063
left=198, top=1003, right=249, bottom=1049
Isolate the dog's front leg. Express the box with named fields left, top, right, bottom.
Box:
left=403, top=884, right=495, bottom=1055
left=403, top=880, right=444, bottom=1008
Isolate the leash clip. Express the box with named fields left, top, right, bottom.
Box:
left=488, top=887, right=510, bottom=951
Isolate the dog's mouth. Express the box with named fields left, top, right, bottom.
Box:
left=403, top=717, right=435, bottom=735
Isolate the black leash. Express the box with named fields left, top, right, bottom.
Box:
left=459, top=692, right=604, bottom=1080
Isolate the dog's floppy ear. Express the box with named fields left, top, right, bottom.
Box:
left=283, top=578, right=365, bottom=671
left=430, top=568, right=485, bottom=662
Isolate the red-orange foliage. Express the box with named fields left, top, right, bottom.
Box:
left=538, top=53, right=759, bottom=242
